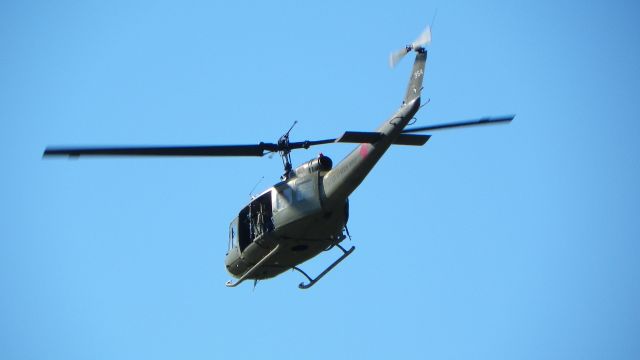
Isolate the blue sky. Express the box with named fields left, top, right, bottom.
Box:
left=2, top=1, right=640, bottom=359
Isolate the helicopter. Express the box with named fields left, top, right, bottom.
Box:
left=43, top=25, right=513, bottom=289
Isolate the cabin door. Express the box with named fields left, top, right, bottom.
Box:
left=238, top=191, right=274, bottom=252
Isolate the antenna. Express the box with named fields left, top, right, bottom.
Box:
left=249, top=176, right=264, bottom=199
left=431, top=9, right=438, bottom=33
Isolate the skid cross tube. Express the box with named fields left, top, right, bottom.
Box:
left=226, top=244, right=280, bottom=288
left=292, top=244, right=355, bottom=289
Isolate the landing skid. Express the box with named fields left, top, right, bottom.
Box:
left=292, top=244, right=355, bottom=289
left=225, top=244, right=280, bottom=288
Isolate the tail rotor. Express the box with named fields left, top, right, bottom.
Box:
left=389, top=25, right=432, bottom=68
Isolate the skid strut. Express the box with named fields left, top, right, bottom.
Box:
left=292, top=244, right=355, bottom=289
left=225, top=244, right=280, bottom=288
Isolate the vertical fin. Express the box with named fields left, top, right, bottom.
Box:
left=403, top=51, right=427, bottom=104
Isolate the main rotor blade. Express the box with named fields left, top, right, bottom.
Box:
left=402, top=115, right=514, bottom=134
left=43, top=144, right=279, bottom=158
left=287, top=138, right=337, bottom=150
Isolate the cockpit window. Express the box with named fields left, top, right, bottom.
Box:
left=273, top=187, right=292, bottom=212
left=295, top=179, right=313, bottom=202
left=228, top=218, right=238, bottom=250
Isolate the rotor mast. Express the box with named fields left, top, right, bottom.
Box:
left=277, top=121, right=302, bottom=179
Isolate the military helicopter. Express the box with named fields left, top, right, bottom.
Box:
left=44, top=26, right=513, bottom=289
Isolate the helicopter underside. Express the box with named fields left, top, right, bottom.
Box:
left=224, top=197, right=350, bottom=283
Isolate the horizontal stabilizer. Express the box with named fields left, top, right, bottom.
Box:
left=335, top=132, right=430, bottom=146
left=392, top=134, right=430, bottom=146
left=336, top=131, right=382, bottom=144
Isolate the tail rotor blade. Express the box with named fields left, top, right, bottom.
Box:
left=389, top=48, right=409, bottom=68
left=412, top=25, right=432, bottom=48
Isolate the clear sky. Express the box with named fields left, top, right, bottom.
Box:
left=2, top=1, right=640, bottom=359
